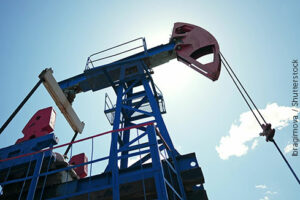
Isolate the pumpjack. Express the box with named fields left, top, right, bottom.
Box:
left=0, top=22, right=222, bottom=199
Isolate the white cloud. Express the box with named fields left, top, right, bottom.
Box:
left=255, top=185, right=277, bottom=200
left=216, top=103, right=299, bottom=160
left=251, top=139, right=259, bottom=149
left=260, top=196, right=269, bottom=200
left=266, top=191, right=277, bottom=195
left=284, top=143, right=293, bottom=154
left=255, top=184, right=267, bottom=189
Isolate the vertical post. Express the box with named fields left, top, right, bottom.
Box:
left=147, top=125, right=168, bottom=200
left=108, top=85, right=123, bottom=200
left=143, top=79, right=187, bottom=200
left=120, top=88, right=133, bottom=169
left=27, top=152, right=44, bottom=200
left=88, top=138, right=94, bottom=200
left=142, top=38, right=148, bottom=54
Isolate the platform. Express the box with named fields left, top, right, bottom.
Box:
left=0, top=153, right=207, bottom=200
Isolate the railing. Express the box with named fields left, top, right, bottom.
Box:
left=85, top=37, right=148, bottom=70
left=0, top=121, right=184, bottom=200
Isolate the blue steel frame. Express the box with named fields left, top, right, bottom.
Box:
left=0, top=122, right=198, bottom=199
left=104, top=60, right=187, bottom=200
left=0, top=39, right=189, bottom=199
left=0, top=133, right=57, bottom=200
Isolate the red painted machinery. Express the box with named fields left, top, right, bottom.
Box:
left=0, top=22, right=224, bottom=199
left=15, top=106, right=88, bottom=179
left=69, top=153, right=88, bottom=178
left=171, top=22, right=221, bottom=81
left=16, top=107, right=56, bottom=144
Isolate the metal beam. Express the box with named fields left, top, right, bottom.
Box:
left=39, top=68, right=85, bottom=133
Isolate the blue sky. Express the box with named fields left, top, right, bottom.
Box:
left=0, top=1, right=299, bottom=199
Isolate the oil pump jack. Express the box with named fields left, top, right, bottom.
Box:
left=0, top=22, right=298, bottom=200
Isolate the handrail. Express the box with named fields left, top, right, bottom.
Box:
left=85, top=37, right=147, bottom=70
left=0, top=121, right=155, bottom=163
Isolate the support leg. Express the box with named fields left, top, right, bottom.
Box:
left=143, top=79, right=187, bottom=199
left=27, top=152, right=44, bottom=200
left=108, top=85, right=123, bottom=200
left=147, top=125, right=168, bottom=200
